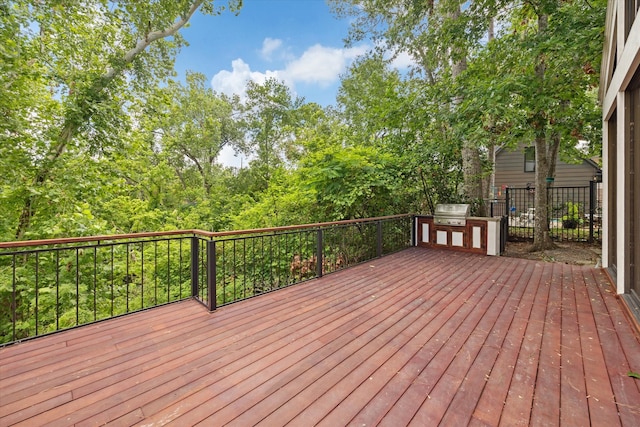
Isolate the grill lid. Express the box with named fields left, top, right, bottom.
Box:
left=433, top=203, right=470, bottom=226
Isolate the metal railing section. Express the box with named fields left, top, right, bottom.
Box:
left=0, top=235, right=194, bottom=345
left=0, top=215, right=412, bottom=345
left=192, top=215, right=412, bottom=310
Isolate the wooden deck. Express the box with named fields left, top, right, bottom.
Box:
left=1, top=247, right=639, bottom=426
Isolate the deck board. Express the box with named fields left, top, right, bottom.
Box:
left=1, top=247, right=640, bottom=426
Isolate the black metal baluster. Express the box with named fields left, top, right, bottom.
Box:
left=35, top=252, right=39, bottom=336
left=56, top=250, right=60, bottom=330
left=141, top=241, right=144, bottom=309
left=201, top=240, right=206, bottom=302
left=12, top=254, right=16, bottom=342
left=93, top=247, right=97, bottom=321
left=76, top=248, right=80, bottom=324
left=208, top=240, right=216, bottom=311
left=284, top=232, right=292, bottom=286
left=242, top=238, right=246, bottom=298
left=167, top=240, right=171, bottom=303
left=126, top=243, right=130, bottom=313
left=316, top=229, right=323, bottom=278
left=269, top=234, right=273, bottom=288
left=110, top=246, right=114, bottom=317
left=191, top=237, right=199, bottom=301
left=297, top=231, right=302, bottom=283
left=253, top=237, right=258, bottom=292
left=179, top=239, right=183, bottom=299
left=261, top=235, right=265, bottom=291
left=376, top=220, right=383, bottom=258
left=154, top=241, right=158, bottom=305
left=221, top=240, right=226, bottom=304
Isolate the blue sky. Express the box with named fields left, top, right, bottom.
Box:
left=174, top=0, right=413, bottom=165
left=175, top=0, right=414, bottom=106
left=175, top=0, right=366, bottom=107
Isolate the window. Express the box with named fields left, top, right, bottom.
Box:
left=524, top=146, right=535, bottom=172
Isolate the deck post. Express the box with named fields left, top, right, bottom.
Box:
left=207, top=240, right=217, bottom=311
left=190, top=237, right=199, bottom=298
left=505, top=187, right=511, bottom=240
left=316, top=229, right=323, bottom=278
left=411, top=215, right=416, bottom=247
left=589, top=180, right=596, bottom=243
left=376, top=220, right=383, bottom=257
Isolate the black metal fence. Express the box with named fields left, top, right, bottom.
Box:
left=489, top=182, right=602, bottom=243
left=192, top=215, right=413, bottom=311
left=0, top=234, right=194, bottom=345
left=0, top=215, right=412, bottom=345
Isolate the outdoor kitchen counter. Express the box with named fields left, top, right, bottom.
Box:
left=415, top=215, right=502, bottom=256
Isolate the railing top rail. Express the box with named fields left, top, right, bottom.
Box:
left=0, top=214, right=412, bottom=249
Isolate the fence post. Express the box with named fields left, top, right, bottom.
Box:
left=411, top=215, right=416, bottom=247
left=589, top=180, right=595, bottom=243
left=191, top=237, right=199, bottom=298
left=376, top=220, right=383, bottom=257
left=316, top=229, right=323, bottom=278
left=547, top=186, right=551, bottom=239
left=207, top=240, right=216, bottom=311
left=505, top=187, right=510, bottom=240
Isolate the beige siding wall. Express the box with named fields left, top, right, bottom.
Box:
left=494, top=144, right=599, bottom=190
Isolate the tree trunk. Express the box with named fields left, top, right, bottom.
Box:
left=15, top=123, right=73, bottom=239
left=531, top=134, right=557, bottom=250
left=484, top=18, right=496, bottom=206
left=450, top=7, right=484, bottom=216
left=485, top=140, right=496, bottom=201
left=461, top=142, right=485, bottom=215
left=529, top=12, right=557, bottom=251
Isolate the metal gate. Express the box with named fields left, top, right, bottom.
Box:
left=489, top=181, right=602, bottom=243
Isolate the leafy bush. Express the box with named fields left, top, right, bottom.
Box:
left=562, top=201, right=582, bottom=229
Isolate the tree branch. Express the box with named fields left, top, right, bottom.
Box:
left=105, top=1, right=204, bottom=80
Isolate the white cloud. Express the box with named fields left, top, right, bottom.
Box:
left=217, top=144, right=248, bottom=168
left=260, top=37, right=283, bottom=60
left=389, top=50, right=416, bottom=69
left=210, top=42, right=369, bottom=100
left=281, top=44, right=368, bottom=86
left=211, top=58, right=281, bottom=99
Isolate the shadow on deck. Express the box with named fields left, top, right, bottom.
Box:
left=1, top=247, right=639, bottom=426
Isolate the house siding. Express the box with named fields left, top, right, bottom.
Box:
left=600, top=0, right=640, bottom=308
left=494, top=144, right=600, bottom=189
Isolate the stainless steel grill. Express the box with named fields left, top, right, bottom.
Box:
left=433, top=203, right=470, bottom=226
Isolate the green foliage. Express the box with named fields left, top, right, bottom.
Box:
left=302, top=145, right=403, bottom=220
left=153, top=72, right=242, bottom=196
left=0, top=0, right=243, bottom=240
left=239, top=78, right=304, bottom=193
left=562, top=201, right=582, bottom=229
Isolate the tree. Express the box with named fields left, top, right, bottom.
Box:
left=155, top=72, right=242, bottom=196
left=329, top=0, right=493, bottom=213
left=332, top=0, right=604, bottom=249
left=238, top=78, right=303, bottom=194
left=337, top=55, right=463, bottom=214
left=1, top=0, right=242, bottom=239
left=457, top=0, right=604, bottom=250
left=301, top=145, right=403, bottom=220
